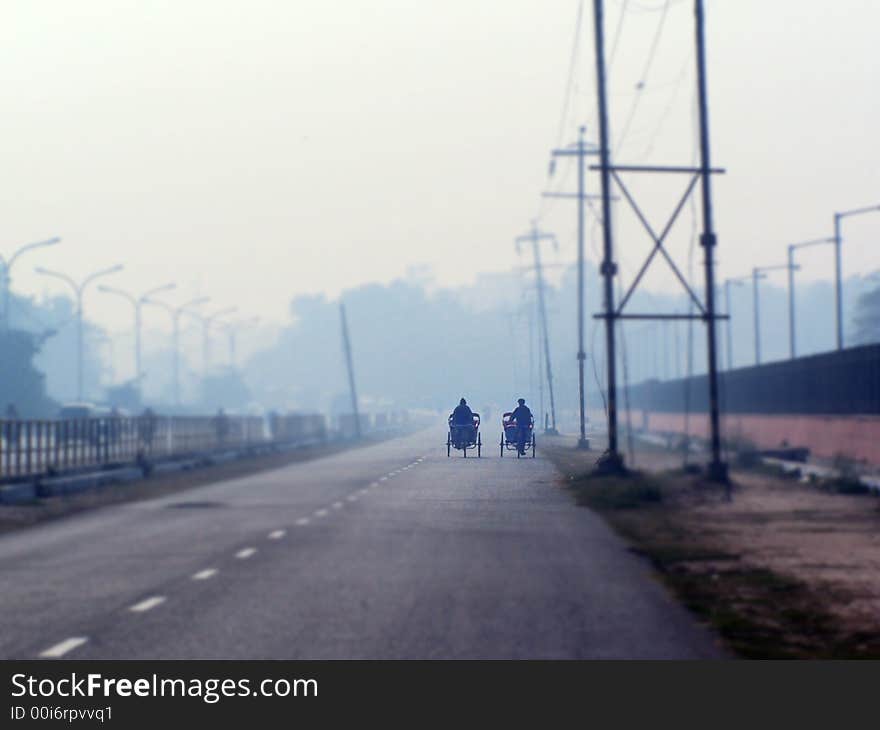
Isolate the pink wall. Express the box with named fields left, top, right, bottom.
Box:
left=637, top=411, right=880, bottom=465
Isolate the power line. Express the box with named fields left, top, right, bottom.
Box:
left=614, top=0, right=673, bottom=156
left=607, top=0, right=629, bottom=71
left=540, top=1, right=587, bottom=221
left=553, top=0, right=586, bottom=150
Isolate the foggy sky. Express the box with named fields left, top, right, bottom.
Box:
left=2, top=0, right=878, bottom=341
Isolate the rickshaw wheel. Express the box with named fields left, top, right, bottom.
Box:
left=477, top=433, right=482, bottom=458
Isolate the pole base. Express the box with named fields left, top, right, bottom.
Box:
left=706, top=460, right=729, bottom=483
left=544, top=428, right=560, bottom=436
left=577, top=438, right=591, bottom=450
left=593, top=449, right=626, bottom=475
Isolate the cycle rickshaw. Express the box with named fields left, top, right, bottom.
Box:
left=447, top=413, right=481, bottom=458
left=500, top=412, right=535, bottom=458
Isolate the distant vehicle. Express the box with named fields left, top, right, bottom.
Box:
left=57, top=403, right=102, bottom=420
left=57, top=403, right=127, bottom=420
left=501, top=411, right=536, bottom=458
left=447, top=412, right=481, bottom=458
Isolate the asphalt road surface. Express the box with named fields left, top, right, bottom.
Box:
left=0, top=428, right=723, bottom=659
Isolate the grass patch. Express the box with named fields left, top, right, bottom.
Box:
left=570, top=471, right=665, bottom=510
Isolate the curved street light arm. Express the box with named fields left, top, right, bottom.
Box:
left=98, top=285, right=137, bottom=308
left=34, top=266, right=80, bottom=296
left=139, top=282, right=176, bottom=303
left=7, top=237, right=62, bottom=271
left=82, top=264, right=124, bottom=291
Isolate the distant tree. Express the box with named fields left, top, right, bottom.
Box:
left=0, top=329, right=57, bottom=417
left=851, top=279, right=880, bottom=346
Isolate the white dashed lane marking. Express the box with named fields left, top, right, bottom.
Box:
left=235, top=548, right=257, bottom=560
left=347, top=495, right=358, bottom=502
left=295, top=517, right=310, bottom=526
left=379, top=477, right=388, bottom=482
left=332, top=502, right=343, bottom=509
left=192, top=569, right=218, bottom=581
left=268, top=530, right=286, bottom=540
left=314, top=509, right=328, bottom=518
left=39, top=637, right=88, bottom=659
left=129, top=596, right=166, bottom=613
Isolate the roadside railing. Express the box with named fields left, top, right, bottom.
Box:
left=0, top=413, right=326, bottom=482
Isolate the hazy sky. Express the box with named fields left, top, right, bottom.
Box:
left=2, top=0, right=878, bottom=333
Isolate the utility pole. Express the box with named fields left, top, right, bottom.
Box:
left=833, top=205, right=880, bottom=349
left=35, top=264, right=123, bottom=401
left=516, top=223, right=559, bottom=434
left=525, top=302, right=544, bottom=422
left=545, top=126, right=601, bottom=449
left=1, top=237, right=61, bottom=330
left=786, top=237, right=834, bottom=358
left=339, top=302, right=361, bottom=439
left=693, top=0, right=726, bottom=482
left=591, top=0, right=623, bottom=469
left=586, top=0, right=727, bottom=479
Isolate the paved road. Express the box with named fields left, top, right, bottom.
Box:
left=0, top=429, right=723, bottom=659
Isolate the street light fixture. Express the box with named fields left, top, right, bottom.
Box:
left=0, top=236, right=61, bottom=330
left=833, top=204, right=880, bottom=349
left=786, top=237, right=835, bottom=358
left=98, top=282, right=176, bottom=393
left=35, top=263, right=124, bottom=400
left=752, top=264, right=789, bottom=365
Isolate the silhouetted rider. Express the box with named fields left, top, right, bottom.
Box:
left=509, top=398, right=533, bottom=455
left=450, top=398, right=475, bottom=448
left=451, top=398, right=473, bottom=425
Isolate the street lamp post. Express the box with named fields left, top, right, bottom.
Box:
left=222, top=317, right=259, bottom=369
left=35, top=264, right=124, bottom=400
left=199, top=307, right=237, bottom=376
left=1, top=237, right=61, bottom=330
left=752, top=264, right=789, bottom=365
left=722, top=276, right=749, bottom=370
left=786, top=237, right=834, bottom=358
left=142, top=296, right=210, bottom=407
left=833, top=205, right=880, bottom=349
left=99, top=282, right=176, bottom=393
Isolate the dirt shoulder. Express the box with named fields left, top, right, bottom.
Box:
left=543, top=436, right=880, bottom=659
left=0, top=435, right=394, bottom=536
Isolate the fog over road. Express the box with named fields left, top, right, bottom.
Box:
left=0, top=430, right=722, bottom=659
